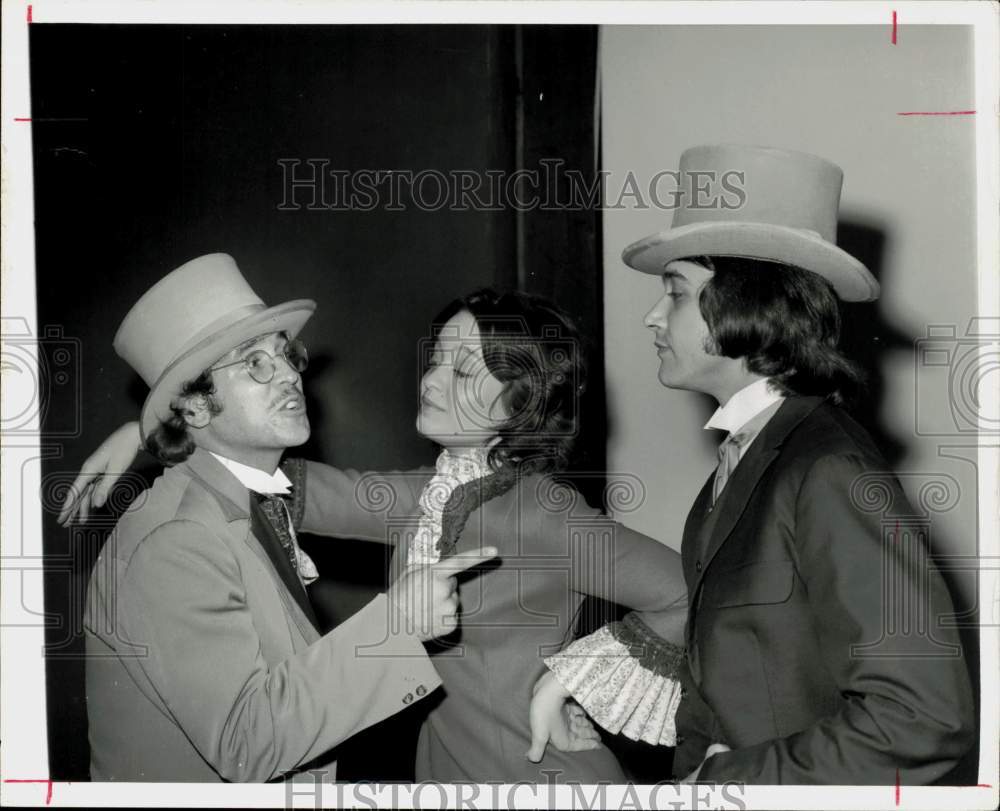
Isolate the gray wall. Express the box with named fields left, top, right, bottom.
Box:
left=600, top=25, right=979, bottom=614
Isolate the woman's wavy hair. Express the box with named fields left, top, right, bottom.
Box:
left=693, top=255, right=865, bottom=405
left=144, top=371, right=223, bottom=465
left=431, top=288, right=588, bottom=475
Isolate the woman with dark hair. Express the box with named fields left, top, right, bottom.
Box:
left=61, top=287, right=689, bottom=783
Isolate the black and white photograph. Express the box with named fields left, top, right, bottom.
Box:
left=1, top=1, right=997, bottom=808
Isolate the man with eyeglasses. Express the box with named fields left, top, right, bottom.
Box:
left=82, top=253, right=496, bottom=782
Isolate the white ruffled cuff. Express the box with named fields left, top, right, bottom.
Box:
left=543, top=615, right=685, bottom=746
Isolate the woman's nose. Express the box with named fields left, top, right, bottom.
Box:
left=422, top=366, right=444, bottom=391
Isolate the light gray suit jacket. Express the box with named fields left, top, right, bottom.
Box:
left=84, top=448, right=440, bottom=782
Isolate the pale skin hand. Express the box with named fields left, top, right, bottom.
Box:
left=528, top=670, right=730, bottom=774
left=680, top=743, right=732, bottom=783
left=57, top=421, right=142, bottom=525
left=387, top=548, right=499, bottom=642
left=526, top=669, right=602, bottom=762
left=68, top=423, right=590, bottom=745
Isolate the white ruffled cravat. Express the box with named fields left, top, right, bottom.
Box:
left=406, top=448, right=492, bottom=566
left=210, top=452, right=319, bottom=585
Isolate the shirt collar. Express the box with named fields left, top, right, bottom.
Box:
left=208, top=452, right=293, bottom=495
left=705, top=378, right=785, bottom=434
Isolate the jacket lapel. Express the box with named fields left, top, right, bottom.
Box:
left=437, top=468, right=518, bottom=559
left=386, top=467, right=518, bottom=581
left=181, top=450, right=322, bottom=644
left=689, top=396, right=825, bottom=594
left=682, top=475, right=714, bottom=586
left=231, top=514, right=322, bottom=644
left=248, top=498, right=321, bottom=631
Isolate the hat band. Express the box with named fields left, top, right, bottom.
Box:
left=147, top=301, right=269, bottom=400
left=182, top=302, right=268, bottom=354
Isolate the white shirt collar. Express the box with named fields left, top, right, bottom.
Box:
left=704, top=378, right=785, bottom=434
left=209, top=452, right=292, bottom=495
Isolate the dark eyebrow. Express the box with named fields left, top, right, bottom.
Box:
left=661, top=270, right=691, bottom=285
left=235, top=331, right=286, bottom=357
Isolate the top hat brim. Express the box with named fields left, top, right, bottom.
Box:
left=139, top=299, right=316, bottom=444
left=622, top=221, right=879, bottom=302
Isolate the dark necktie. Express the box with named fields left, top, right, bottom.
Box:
left=256, top=493, right=299, bottom=571
left=250, top=491, right=320, bottom=631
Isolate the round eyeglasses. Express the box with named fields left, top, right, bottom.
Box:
left=209, top=338, right=309, bottom=384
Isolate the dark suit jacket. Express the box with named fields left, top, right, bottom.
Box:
left=84, top=449, right=441, bottom=782
left=665, top=396, right=975, bottom=784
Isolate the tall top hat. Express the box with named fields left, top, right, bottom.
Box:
left=113, top=253, right=316, bottom=443
left=622, top=145, right=879, bottom=302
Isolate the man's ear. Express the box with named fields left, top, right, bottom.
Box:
left=177, top=394, right=213, bottom=429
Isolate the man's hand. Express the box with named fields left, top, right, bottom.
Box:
left=526, top=669, right=601, bottom=762
left=681, top=743, right=731, bottom=783
left=387, top=548, right=498, bottom=642
left=58, top=421, right=143, bottom=525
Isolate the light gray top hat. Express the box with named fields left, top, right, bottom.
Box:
left=113, top=253, right=316, bottom=443
left=622, top=145, right=880, bottom=302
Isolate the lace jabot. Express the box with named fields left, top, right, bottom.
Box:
left=406, top=448, right=493, bottom=566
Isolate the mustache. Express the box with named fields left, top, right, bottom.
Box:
left=271, top=388, right=303, bottom=408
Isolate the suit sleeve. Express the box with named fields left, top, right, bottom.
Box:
left=118, top=519, right=441, bottom=782
left=697, top=453, right=976, bottom=784
left=534, top=481, right=690, bottom=744
left=293, top=460, right=426, bottom=543
left=530, top=480, right=687, bottom=611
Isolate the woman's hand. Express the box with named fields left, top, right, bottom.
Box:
left=526, top=669, right=601, bottom=762
left=57, top=421, right=143, bottom=525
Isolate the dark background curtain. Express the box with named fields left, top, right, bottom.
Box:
left=31, top=24, right=656, bottom=782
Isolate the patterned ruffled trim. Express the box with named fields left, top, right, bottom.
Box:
left=407, top=449, right=493, bottom=566
left=281, top=457, right=307, bottom=531
left=435, top=465, right=517, bottom=559
left=543, top=614, right=685, bottom=746
left=279, top=458, right=318, bottom=585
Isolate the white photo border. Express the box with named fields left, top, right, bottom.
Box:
left=2, top=1, right=997, bottom=808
